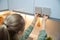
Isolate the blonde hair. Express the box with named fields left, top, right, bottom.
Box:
left=0, top=14, right=25, bottom=40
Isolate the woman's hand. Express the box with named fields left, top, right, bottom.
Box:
left=41, top=15, right=48, bottom=30
left=31, top=13, right=39, bottom=26
left=34, top=13, right=39, bottom=18
left=43, top=15, right=48, bottom=21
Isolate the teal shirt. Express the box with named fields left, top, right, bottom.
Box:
left=19, top=25, right=47, bottom=40
left=19, top=25, right=33, bottom=40
left=37, top=30, right=47, bottom=40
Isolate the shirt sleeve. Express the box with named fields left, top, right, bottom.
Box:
left=19, top=25, right=33, bottom=40
left=37, top=30, right=47, bottom=40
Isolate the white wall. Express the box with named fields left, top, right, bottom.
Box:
left=35, top=0, right=60, bottom=19
left=0, top=0, right=8, bottom=10
left=0, top=0, right=60, bottom=19
left=9, top=0, right=60, bottom=19
left=9, top=0, right=34, bottom=14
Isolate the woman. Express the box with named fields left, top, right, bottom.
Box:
left=0, top=13, right=48, bottom=40
left=0, top=13, right=39, bottom=40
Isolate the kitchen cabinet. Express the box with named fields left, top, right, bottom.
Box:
left=0, top=0, right=8, bottom=10
left=9, top=0, right=34, bottom=14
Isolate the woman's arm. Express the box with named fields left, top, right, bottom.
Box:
left=37, top=15, right=48, bottom=40
left=19, top=13, right=39, bottom=40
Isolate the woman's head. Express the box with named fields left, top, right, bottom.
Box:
left=0, top=14, right=25, bottom=40
left=4, top=14, right=25, bottom=33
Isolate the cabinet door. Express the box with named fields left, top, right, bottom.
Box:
left=0, top=0, right=8, bottom=10
left=9, top=0, right=34, bottom=14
